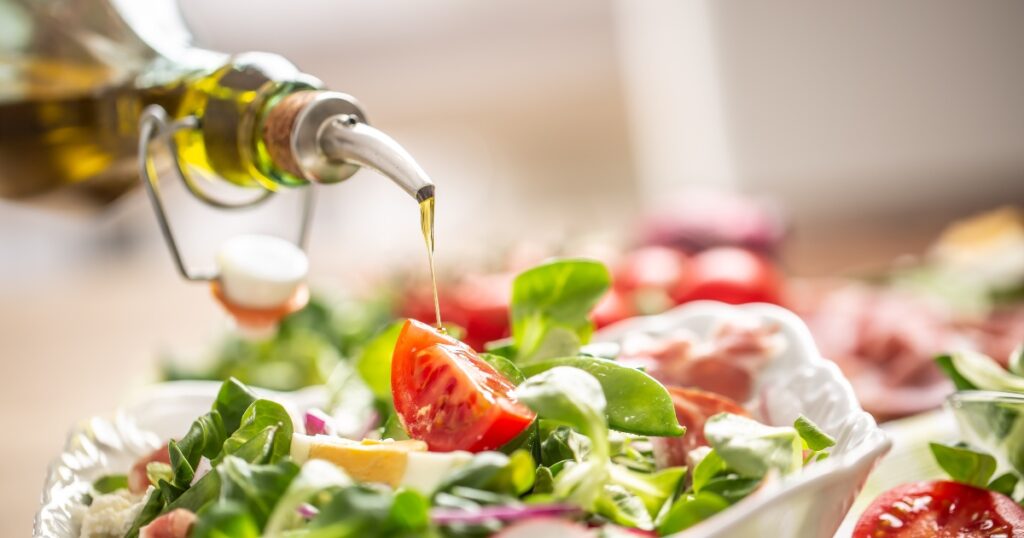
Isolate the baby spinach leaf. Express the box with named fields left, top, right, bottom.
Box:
left=793, top=415, right=836, bottom=452
left=221, top=400, right=293, bottom=463
left=216, top=456, right=300, bottom=529
left=521, top=357, right=683, bottom=437
left=92, top=474, right=127, bottom=494
left=192, top=500, right=260, bottom=538
left=929, top=442, right=997, bottom=487
left=169, top=411, right=228, bottom=489
left=657, top=491, right=730, bottom=535
left=515, top=367, right=609, bottom=460
left=510, top=259, right=611, bottom=363
left=213, top=378, right=259, bottom=434
left=705, top=413, right=802, bottom=478
left=355, top=321, right=404, bottom=401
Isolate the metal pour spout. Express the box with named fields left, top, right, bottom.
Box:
left=282, top=91, right=434, bottom=203
left=320, top=115, right=435, bottom=202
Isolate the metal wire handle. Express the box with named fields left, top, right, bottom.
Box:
left=138, top=104, right=315, bottom=281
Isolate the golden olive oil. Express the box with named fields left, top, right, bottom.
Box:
left=0, top=54, right=313, bottom=206
left=419, top=196, right=443, bottom=330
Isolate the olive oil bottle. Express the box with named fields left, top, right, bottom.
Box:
left=2, top=0, right=444, bottom=321
left=0, top=0, right=434, bottom=208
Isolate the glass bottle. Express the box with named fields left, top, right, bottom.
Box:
left=0, top=0, right=433, bottom=208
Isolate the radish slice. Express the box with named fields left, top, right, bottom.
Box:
left=304, top=408, right=335, bottom=436
left=493, top=518, right=596, bottom=538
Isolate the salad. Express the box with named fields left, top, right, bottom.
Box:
left=75, top=259, right=837, bottom=538
left=852, top=345, right=1024, bottom=537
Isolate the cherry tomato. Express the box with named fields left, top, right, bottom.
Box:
left=615, top=246, right=690, bottom=294
left=853, top=480, right=1024, bottom=537
left=399, top=274, right=512, bottom=351
left=592, top=287, right=637, bottom=328
left=673, top=247, right=782, bottom=305
left=391, top=319, right=535, bottom=452
left=652, top=386, right=748, bottom=468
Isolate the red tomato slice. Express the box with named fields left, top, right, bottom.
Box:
left=854, top=480, right=1024, bottom=538
left=673, top=247, right=782, bottom=305
left=652, top=386, right=748, bottom=468
left=391, top=319, right=535, bottom=452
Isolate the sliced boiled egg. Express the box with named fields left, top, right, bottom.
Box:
left=291, top=434, right=474, bottom=492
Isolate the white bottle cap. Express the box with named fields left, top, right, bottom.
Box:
left=215, top=234, right=309, bottom=310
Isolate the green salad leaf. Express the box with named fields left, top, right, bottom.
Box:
left=515, top=367, right=608, bottom=460
left=705, top=413, right=802, bottom=478
left=944, top=350, right=1024, bottom=393
left=657, top=491, right=730, bottom=535
left=298, top=485, right=432, bottom=538
left=435, top=451, right=536, bottom=497
left=214, top=457, right=300, bottom=530
left=264, top=460, right=352, bottom=534
left=92, top=474, right=128, bottom=495
left=929, top=443, right=997, bottom=488
left=510, top=259, right=611, bottom=363
left=355, top=321, right=404, bottom=402
left=480, top=353, right=526, bottom=385
left=521, top=356, right=683, bottom=437
left=793, top=415, right=836, bottom=452
left=192, top=500, right=260, bottom=538
left=220, top=400, right=293, bottom=463
left=124, top=378, right=293, bottom=537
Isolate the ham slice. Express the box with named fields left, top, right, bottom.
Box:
left=139, top=509, right=196, bottom=538
left=652, top=386, right=749, bottom=468
left=129, top=444, right=171, bottom=494
left=618, top=317, right=780, bottom=402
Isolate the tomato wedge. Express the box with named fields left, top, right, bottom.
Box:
left=390, top=319, right=535, bottom=452
left=854, top=480, right=1024, bottom=538
left=652, top=386, right=748, bottom=468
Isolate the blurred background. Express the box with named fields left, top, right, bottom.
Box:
left=4, top=0, right=1024, bottom=534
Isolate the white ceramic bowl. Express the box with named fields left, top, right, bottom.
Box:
left=36, top=302, right=889, bottom=538
left=594, top=301, right=891, bottom=538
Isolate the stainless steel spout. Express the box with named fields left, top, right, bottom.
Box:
left=286, top=91, right=434, bottom=202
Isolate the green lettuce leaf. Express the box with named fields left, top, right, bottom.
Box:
left=510, top=259, right=611, bottom=363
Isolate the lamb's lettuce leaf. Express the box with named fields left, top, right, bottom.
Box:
left=929, top=443, right=997, bottom=488
left=435, top=450, right=536, bottom=497
left=705, top=413, right=802, bottom=478
left=510, top=259, right=611, bottom=363
left=521, top=356, right=683, bottom=437
left=657, top=491, right=730, bottom=535
left=943, top=350, right=1024, bottom=393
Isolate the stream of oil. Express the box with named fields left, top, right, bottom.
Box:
left=419, top=197, right=443, bottom=330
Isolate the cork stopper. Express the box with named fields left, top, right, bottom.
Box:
left=263, top=90, right=322, bottom=178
